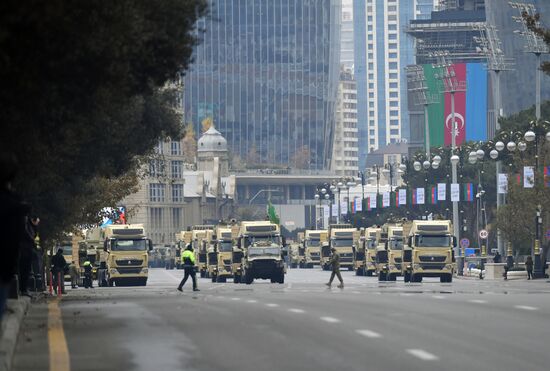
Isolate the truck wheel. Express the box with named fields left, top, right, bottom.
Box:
left=217, top=277, right=226, bottom=283
left=307, top=263, right=313, bottom=269
left=211, top=274, right=217, bottom=283
left=200, top=271, right=206, bottom=278
left=412, top=274, right=422, bottom=283
left=404, top=273, right=411, bottom=282
left=108, top=279, right=114, bottom=287
left=138, top=278, right=147, bottom=286
left=233, top=275, right=241, bottom=284
left=366, top=270, right=373, bottom=277
left=378, top=273, right=386, bottom=282
left=278, top=272, right=285, bottom=284
left=291, top=263, right=297, bottom=269
left=388, top=274, right=396, bottom=281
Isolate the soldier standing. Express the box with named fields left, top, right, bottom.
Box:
left=177, top=244, right=199, bottom=292
left=326, top=247, right=344, bottom=288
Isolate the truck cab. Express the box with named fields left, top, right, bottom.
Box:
left=175, top=230, right=192, bottom=269
left=354, top=229, right=366, bottom=276
left=102, top=224, right=153, bottom=286
left=303, top=230, right=327, bottom=268
left=209, top=226, right=236, bottom=283
left=407, top=220, right=456, bottom=283
left=327, top=224, right=356, bottom=271
left=375, top=228, right=389, bottom=281
left=236, top=221, right=286, bottom=285
left=386, top=225, right=404, bottom=281
left=363, top=227, right=380, bottom=276
left=191, top=225, right=214, bottom=278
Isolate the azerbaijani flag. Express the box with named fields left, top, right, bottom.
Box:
left=463, top=183, right=474, bottom=202
left=395, top=192, right=399, bottom=208
left=544, top=167, right=550, bottom=187
left=366, top=197, right=371, bottom=211
left=412, top=189, right=417, bottom=205
left=429, top=187, right=437, bottom=204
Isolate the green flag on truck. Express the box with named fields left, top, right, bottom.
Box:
left=267, top=200, right=280, bottom=225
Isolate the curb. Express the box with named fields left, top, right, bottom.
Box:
left=0, top=296, right=31, bottom=371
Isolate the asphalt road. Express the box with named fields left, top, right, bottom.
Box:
left=12, top=268, right=550, bottom=371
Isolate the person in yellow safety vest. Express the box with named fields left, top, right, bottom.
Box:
left=177, top=243, right=199, bottom=292
left=82, top=260, right=94, bottom=288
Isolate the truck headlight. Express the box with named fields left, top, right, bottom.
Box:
left=413, top=264, right=421, bottom=270
left=141, top=268, right=148, bottom=274
left=110, top=269, right=118, bottom=275
left=445, top=264, right=453, bottom=270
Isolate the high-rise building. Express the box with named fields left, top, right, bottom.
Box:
left=331, top=68, right=359, bottom=176
left=183, top=0, right=342, bottom=170
left=341, top=0, right=355, bottom=68
left=354, top=0, right=434, bottom=168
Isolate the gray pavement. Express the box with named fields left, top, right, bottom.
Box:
left=11, top=268, right=550, bottom=371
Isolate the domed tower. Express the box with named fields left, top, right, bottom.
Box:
left=197, top=125, right=229, bottom=176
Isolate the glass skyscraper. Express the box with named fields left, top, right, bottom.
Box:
left=183, top=0, right=341, bottom=170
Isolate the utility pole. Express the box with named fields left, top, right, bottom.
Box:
left=473, top=23, right=514, bottom=257
left=431, top=51, right=466, bottom=261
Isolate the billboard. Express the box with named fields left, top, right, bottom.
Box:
left=422, top=63, right=488, bottom=147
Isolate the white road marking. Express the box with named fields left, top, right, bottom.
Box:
left=400, top=293, right=413, bottom=297
left=468, top=299, right=488, bottom=304
left=246, top=299, right=257, bottom=303
left=288, top=308, right=305, bottom=314
left=406, top=349, right=439, bottom=361
left=320, top=316, right=341, bottom=323
left=266, top=303, right=279, bottom=307
left=351, top=291, right=361, bottom=294
left=231, top=297, right=241, bottom=301
left=356, top=329, right=382, bottom=338
left=514, top=305, right=538, bottom=311
left=432, top=295, right=445, bottom=299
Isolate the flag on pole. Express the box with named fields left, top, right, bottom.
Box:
left=382, top=192, right=390, bottom=207
left=398, top=189, right=407, bottom=206
left=394, top=192, right=399, bottom=208
left=450, top=183, right=460, bottom=202
left=524, top=166, right=535, bottom=188
left=463, top=183, right=474, bottom=202
left=416, top=188, right=425, bottom=205
left=356, top=197, right=363, bottom=212
left=366, top=197, right=371, bottom=211
left=369, top=195, right=377, bottom=209
left=412, top=189, right=417, bottom=205
left=545, top=167, right=550, bottom=188
left=429, top=186, right=438, bottom=204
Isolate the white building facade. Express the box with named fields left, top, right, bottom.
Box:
left=331, top=68, right=358, bottom=176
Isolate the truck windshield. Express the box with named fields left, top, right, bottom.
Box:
left=415, top=235, right=451, bottom=248
left=366, top=239, right=377, bottom=249
left=389, top=238, right=404, bottom=250
left=245, top=235, right=280, bottom=248
left=219, top=241, right=233, bottom=252
left=61, top=247, right=73, bottom=256
left=332, top=239, right=353, bottom=247
left=248, top=247, right=281, bottom=256
left=306, top=239, right=320, bottom=247
left=112, top=239, right=147, bottom=251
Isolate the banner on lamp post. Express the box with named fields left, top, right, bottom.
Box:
left=498, top=173, right=508, bottom=194
left=416, top=188, right=425, bottom=205
left=332, top=203, right=338, bottom=217
left=382, top=192, right=390, bottom=208
left=437, top=183, right=447, bottom=201
left=450, top=183, right=460, bottom=202
left=369, top=195, right=377, bottom=209
left=340, top=201, right=348, bottom=215
left=524, top=166, right=534, bottom=188
left=398, top=189, right=407, bottom=206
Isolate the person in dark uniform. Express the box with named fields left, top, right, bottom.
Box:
left=326, top=247, right=344, bottom=288
left=51, top=248, right=67, bottom=294
left=177, top=244, right=199, bottom=292
left=525, top=255, right=534, bottom=280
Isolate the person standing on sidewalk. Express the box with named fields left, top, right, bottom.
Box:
left=51, top=248, right=67, bottom=294
left=325, top=247, right=344, bottom=288
left=525, top=255, right=534, bottom=280
left=177, top=244, right=199, bottom=292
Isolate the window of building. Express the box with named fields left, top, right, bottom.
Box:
left=368, top=16, right=373, bottom=22
left=170, top=141, right=181, bottom=155
left=369, top=102, right=374, bottom=108
left=172, top=208, right=182, bottom=229
left=389, top=43, right=397, bottom=50
left=389, top=33, right=397, bottom=40
left=368, top=63, right=374, bottom=70
left=389, top=62, right=398, bottom=70
left=389, top=52, right=397, bottom=59
left=368, top=92, right=374, bottom=98
left=370, top=139, right=375, bottom=145
left=368, top=73, right=374, bottom=80
left=368, top=44, right=373, bottom=50
left=368, top=83, right=374, bottom=89
left=390, top=119, right=399, bottom=126
left=390, top=101, right=399, bottom=107
left=369, top=129, right=375, bottom=135
left=369, top=120, right=375, bottom=126
left=390, top=110, right=399, bottom=117
left=390, top=129, right=399, bottom=135
left=149, top=207, right=163, bottom=229
left=149, top=160, right=165, bottom=177
left=389, top=82, right=398, bottom=89
left=388, top=24, right=397, bottom=31
left=171, top=160, right=182, bottom=179
left=369, top=111, right=375, bottom=117
left=368, top=53, right=373, bottom=59
left=389, top=72, right=398, bottom=79
left=172, top=184, right=184, bottom=202
left=149, top=183, right=165, bottom=202
left=154, top=141, right=164, bottom=154
left=368, top=35, right=373, bottom=41
left=389, top=91, right=398, bottom=98
left=368, top=25, right=373, bottom=31
left=388, top=15, right=397, bottom=21
left=388, top=5, right=397, bottom=12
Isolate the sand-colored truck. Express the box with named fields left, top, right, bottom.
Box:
left=386, top=225, right=404, bottom=281
left=303, top=229, right=327, bottom=268
left=191, top=225, right=214, bottom=278
left=405, top=220, right=456, bottom=283
left=209, top=225, right=238, bottom=282
left=326, top=224, right=356, bottom=271
left=363, top=227, right=381, bottom=276
left=175, top=230, right=192, bottom=269
left=102, top=224, right=153, bottom=286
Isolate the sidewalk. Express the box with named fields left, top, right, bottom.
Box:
left=0, top=296, right=31, bottom=371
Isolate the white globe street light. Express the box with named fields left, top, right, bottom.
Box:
left=495, top=141, right=505, bottom=152
left=399, top=163, right=407, bottom=172
left=546, top=132, right=550, bottom=142
left=423, top=160, right=431, bottom=170
left=476, top=149, right=485, bottom=160
left=433, top=155, right=442, bottom=164
left=524, top=130, right=536, bottom=142
left=518, top=142, right=527, bottom=152
left=506, top=141, right=516, bottom=152
left=432, top=161, right=440, bottom=170
left=450, top=155, right=460, bottom=165
left=413, top=161, right=422, bottom=171
left=468, top=151, right=477, bottom=164
left=490, top=149, right=499, bottom=159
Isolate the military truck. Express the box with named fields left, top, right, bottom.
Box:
left=375, top=226, right=390, bottom=281
left=103, top=224, right=153, bottom=286
left=386, top=225, right=404, bottom=281
left=326, top=224, right=356, bottom=271
left=303, top=230, right=327, bottom=268
left=208, top=225, right=237, bottom=282
left=191, top=225, right=214, bottom=278
left=354, top=229, right=367, bottom=276
left=175, top=230, right=192, bottom=269
left=236, top=221, right=286, bottom=284
left=363, top=227, right=380, bottom=276
left=149, top=245, right=167, bottom=268
left=405, top=220, right=456, bottom=283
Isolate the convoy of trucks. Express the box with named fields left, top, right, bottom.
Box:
left=75, top=217, right=457, bottom=288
